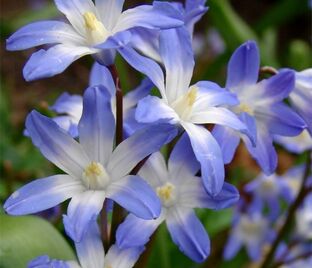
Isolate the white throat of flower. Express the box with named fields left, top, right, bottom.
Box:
left=83, top=12, right=110, bottom=45
left=172, top=86, right=198, bottom=121
left=258, top=177, right=278, bottom=196
left=235, top=102, right=254, bottom=116
left=237, top=216, right=267, bottom=243
left=82, top=161, right=110, bottom=190
left=156, top=182, right=177, bottom=207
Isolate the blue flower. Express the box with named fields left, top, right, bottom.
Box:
left=213, top=41, right=306, bottom=175
left=49, top=63, right=153, bottom=137
left=7, top=0, right=183, bottom=81
left=244, top=173, right=292, bottom=220
left=28, top=220, right=144, bottom=268
left=223, top=212, right=275, bottom=261
left=4, top=85, right=177, bottom=242
left=132, top=27, right=251, bottom=196
left=116, top=134, right=239, bottom=262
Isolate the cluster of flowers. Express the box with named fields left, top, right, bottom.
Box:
left=4, top=0, right=312, bottom=267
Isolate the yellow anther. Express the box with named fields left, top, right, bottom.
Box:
left=82, top=161, right=109, bottom=189
left=187, top=86, right=198, bottom=106
left=84, top=12, right=100, bottom=31
left=239, top=103, right=254, bottom=115
left=156, top=182, right=176, bottom=206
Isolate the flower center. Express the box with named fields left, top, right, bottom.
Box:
left=82, top=161, right=110, bottom=190
left=237, top=103, right=254, bottom=115
left=238, top=216, right=267, bottom=242
left=83, top=12, right=110, bottom=45
left=172, top=86, right=198, bottom=121
left=156, top=182, right=176, bottom=207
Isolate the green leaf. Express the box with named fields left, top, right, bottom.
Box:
left=0, top=214, right=75, bottom=268
left=287, top=40, right=312, bottom=70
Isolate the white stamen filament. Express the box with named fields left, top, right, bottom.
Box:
left=83, top=12, right=110, bottom=45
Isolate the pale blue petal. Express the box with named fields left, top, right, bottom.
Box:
left=95, top=30, right=132, bottom=50
left=105, top=244, right=145, bottom=268
left=50, top=92, right=83, bottom=116
left=260, top=70, right=295, bottom=102
left=159, top=27, right=194, bottom=102
left=184, top=0, right=208, bottom=35
left=28, top=255, right=70, bottom=268
left=226, top=41, right=259, bottom=90
left=168, top=133, right=200, bottom=177
left=243, top=125, right=277, bottom=175
left=117, top=46, right=166, bottom=98
left=239, top=112, right=257, bottom=146
left=113, top=2, right=183, bottom=33
left=106, top=175, right=161, bottom=220
left=6, top=21, right=83, bottom=51
left=193, top=81, right=239, bottom=109
left=108, top=123, right=177, bottom=179
left=4, top=175, right=84, bottom=215
left=246, top=242, right=262, bottom=261
left=212, top=125, right=240, bottom=164
left=166, top=207, right=210, bottom=263
left=78, top=85, right=115, bottom=165
left=223, top=234, right=242, bottom=260
left=124, top=78, right=153, bottom=110
left=95, top=0, right=125, bottom=30
left=26, top=110, right=90, bottom=179
left=89, top=63, right=116, bottom=96
left=182, top=122, right=224, bottom=196
left=73, top=221, right=104, bottom=268
left=116, top=213, right=163, bottom=248
left=23, top=45, right=95, bottom=81
left=64, top=191, right=105, bottom=242
left=135, top=95, right=178, bottom=124
left=255, top=103, right=306, bottom=136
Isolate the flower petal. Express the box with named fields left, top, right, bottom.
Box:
left=116, top=213, right=163, bottom=249
left=50, top=92, right=83, bottom=117
left=223, top=234, right=242, bottom=260
left=180, top=180, right=239, bottom=209
left=23, top=44, right=95, bottom=81
left=135, top=95, right=178, bottom=124
left=192, top=81, right=239, bottom=110
left=72, top=221, right=104, bottom=268
left=226, top=40, right=259, bottom=90
left=6, top=21, right=83, bottom=51
left=113, top=2, right=183, bottom=33
left=105, top=244, right=145, bottom=268
left=108, top=123, right=177, bottom=180
left=78, top=85, right=115, bottom=165
left=168, top=133, right=200, bottom=177
left=89, top=63, right=116, bottom=96
left=117, top=46, right=166, bottom=99
left=26, top=110, right=90, bottom=179
left=138, top=152, right=169, bottom=187
left=166, top=207, right=210, bottom=263
left=95, top=0, right=125, bottom=30
left=212, top=125, right=240, bottom=164
left=243, top=124, right=277, bottom=175
left=182, top=122, right=224, bottom=196
left=159, top=27, right=194, bottom=103
left=4, top=175, right=83, bottom=215
left=106, top=175, right=161, bottom=220
left=184, top=0, right=208, bottom=34
left=124, top=78, right=153, bottom=111
left=255, top=102, right=306, bottom=136
left=64, top=191, right=105, bottom=242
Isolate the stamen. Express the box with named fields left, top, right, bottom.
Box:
left=83, top=12, right=109, bottom=45
left=238, top=103, right=254, bottom=115
left=82, top=161, right=110, bottom=189
left=156, top=182, right=176, bottom=207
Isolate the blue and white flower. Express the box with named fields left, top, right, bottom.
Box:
left=116, top=134, right=240, bottom=262
left=50, top=63, right=153, bottom=137
left=223, top=212, right=275, bottom=261
left=132, top=27, right=251, bottom=196
left=213, top=41, right=306, bottom=175
left=244, top=173, right=292, bottom=220
left=29, top=220, right=144, bottom=268
left=7, top=0, right=183, bottom=81
left=4, top=85, right=177, bottom=242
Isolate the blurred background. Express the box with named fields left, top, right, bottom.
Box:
left=0, top=0, right=311, bottom=267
